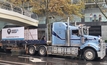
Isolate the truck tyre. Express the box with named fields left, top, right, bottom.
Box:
left=28, top=46, right=35, bottom=55
left=84, top=49, right=96, bottom=61
left=38, top=46, right=47, bottom=56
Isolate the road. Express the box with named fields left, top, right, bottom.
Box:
left=0, top=52, right=107, bottom=65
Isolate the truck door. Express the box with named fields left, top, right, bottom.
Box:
left=71, top=30, right=81, bottom=46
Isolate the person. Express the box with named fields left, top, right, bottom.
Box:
left=90, top=13, right=93, bottom=22
left=41, top=36, right=46, bottom=41
left=99, top=14, right=102, bottom=22
left=93, top=14, right=97, bottom=22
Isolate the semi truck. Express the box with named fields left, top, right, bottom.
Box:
left=0, top=21, right=106, bottom=61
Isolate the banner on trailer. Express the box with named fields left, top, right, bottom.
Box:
left=2, top=27, right=24, bottom=40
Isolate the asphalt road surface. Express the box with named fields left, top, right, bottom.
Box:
left=0, top=52, right=107, bottom=65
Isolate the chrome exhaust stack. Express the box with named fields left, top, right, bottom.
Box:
left=66, top=17, right=71, bottom=46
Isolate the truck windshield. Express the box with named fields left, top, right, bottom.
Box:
left=72, top=30, right=79, bottom=36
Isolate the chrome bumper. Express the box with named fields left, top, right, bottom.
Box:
left=97, top=42, right=106, bottom=59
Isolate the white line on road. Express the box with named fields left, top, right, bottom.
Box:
left=100, top=62, right=107, bottom=65
left=52, top=58, right=65, bottom=60
left=0, top=60, right=32, bottom=65
left=0, top=62, right=11, bottom=65
left=18, top=56, right=31, bottom=59
left=29, top=58, right=45, bottom=62
left=18, top=56, right=45, bottom=62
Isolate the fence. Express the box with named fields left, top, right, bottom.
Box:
left=0, top=0, right=38, bottom=20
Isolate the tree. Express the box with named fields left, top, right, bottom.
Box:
left=7, top=0, right=85, bottom=20
left=7, top=0, right=85, bottom=42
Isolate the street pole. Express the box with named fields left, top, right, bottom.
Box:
left=45, top=0, right=51, bottom=44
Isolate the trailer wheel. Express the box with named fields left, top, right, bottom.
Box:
left=38, top=46, right=47, bottom=56
left=28, top=46, right=35, bottom=55
left=84, top=49, right=96, bottom=61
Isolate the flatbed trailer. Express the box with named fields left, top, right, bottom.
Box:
left=1, top=40, right=47, bottom=52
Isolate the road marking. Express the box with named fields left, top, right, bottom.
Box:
left=29, top=58, right=45, bottom=62
left=0, top=62, right=11, bottom=65
left=100, top=62, right=107, bottom=65
left=18, top=56, right=31, bottom=59
left=18, top=56, right=45, bottom=62
left=52, top=58, right=65, bottom=60
left=0, top=60, right=32, bottom=65
left=86, top=62, right=93, bottom=65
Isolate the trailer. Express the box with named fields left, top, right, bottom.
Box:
left=0, top=21, right=106, bottom=61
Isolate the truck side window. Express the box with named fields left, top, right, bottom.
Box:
left=72, top=30, right=79, bottom=36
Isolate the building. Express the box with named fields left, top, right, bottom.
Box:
left=38, top=0, right=107, bottom=40
left=83, top=0, right=107, bottom=40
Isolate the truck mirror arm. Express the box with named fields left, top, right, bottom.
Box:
left=85, top=37, right=88, bottom=41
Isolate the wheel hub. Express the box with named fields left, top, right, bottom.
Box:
left=29, top=48, right=34, bottom=54
left=40, top=49, right=44, bottom=55
left=86, top=51, right=93, bottom=59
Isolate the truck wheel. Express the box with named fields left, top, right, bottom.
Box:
left=28, top=46, right=35, bottom=55
left=84, top=49, right=96, bottom=61
left=38, top=46, right=47, bottom=56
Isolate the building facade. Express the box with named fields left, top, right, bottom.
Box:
left=38, top=0, right=107, bottom=40
left=84, top=0, right=107, bottom=40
